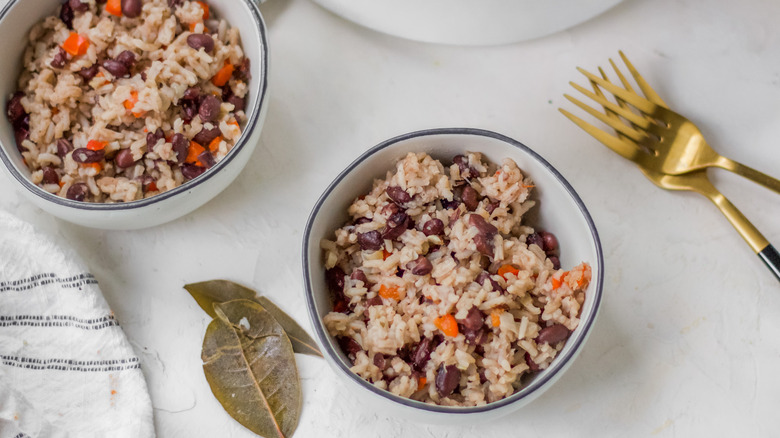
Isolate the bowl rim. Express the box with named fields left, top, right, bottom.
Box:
left=0, top=0, right=269, bottom=211
left=302, top=127, right=604, bottom=414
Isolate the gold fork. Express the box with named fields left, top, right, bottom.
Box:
left=565, top=52, right=780, bottom=195
left=559, top=52, right=780, bottom=281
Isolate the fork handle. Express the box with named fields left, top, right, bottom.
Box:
left=717, top=156, right=780, bottom=195
left=759, top=245, right=780, bottom=281
left=705, top=184, right=780, bottom=282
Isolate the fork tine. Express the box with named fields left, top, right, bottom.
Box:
left=559, top=108, right=641, bottom=160
left=567, top=81, right=650, bottom=129
left=618, top=50, right=669, bottom=108
left=576, top=67, right=658, bottom=115
left=562, top=93, right=646, bottom=142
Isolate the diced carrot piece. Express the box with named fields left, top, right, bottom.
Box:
left=189, top=22, right=197, bottom=32
left=58, top=181, right=65, bottom=188
left=61, top=33, right=90, bottom=57
left=146, top=181, right=158, bottom=192
left=123, top=91, right=138, bottom=110
left=208, top=135, right=222, bottom=153
left=490, top=311, right=501, bottom=327
left=106, top=0, right=122, bottom=16
left=434, top=314, right=459, bottom=337
left=211, top=63, right=234, bottom=87
left=551, top=272, right=567, bottom=290
left=382, top=248, right=391, bottom=260
left=378, top=284, right=400, bottom=301
left=417, top=376, right=427, bottom=388
left=81, top=162, right=102, bottom=172
left=196, top=1, right=209, bottom=19
left=497, top=264, right=519, bottom=280
left=186, top=141, right=205, bottom=164
left=86, top=140, right=107, bottom=151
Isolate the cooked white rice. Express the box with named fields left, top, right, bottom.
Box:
left=322, top=152, right=591, bottom=406
left=8, top=0, right=250, bottom=202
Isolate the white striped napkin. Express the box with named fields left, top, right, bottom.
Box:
left=0, top=211, right=154, bottom=438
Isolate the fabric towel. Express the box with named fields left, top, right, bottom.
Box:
left=0, top=211, right=154, bottom=438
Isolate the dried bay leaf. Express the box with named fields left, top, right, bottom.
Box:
left=185, top=279, right=323, bottom=357
left=202, top=299, right=302, bottom=438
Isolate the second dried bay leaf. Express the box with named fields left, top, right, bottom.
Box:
left=202, top=299, right=302, bottom=438
left=185, top=279, right=322, bottom=357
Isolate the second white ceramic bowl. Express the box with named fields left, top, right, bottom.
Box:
left=0, top=0, right=269, bottom=229
left=303, top=128, right=604, bottom=423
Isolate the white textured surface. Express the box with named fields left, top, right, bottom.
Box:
left=1, top=0, right=780, bottom=436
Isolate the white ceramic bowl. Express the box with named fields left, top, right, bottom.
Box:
left=0, top=0, right=269, bottom=229
left=303, top=128, right=604, bottom=423
left=311, top=0, right=623, bottom=46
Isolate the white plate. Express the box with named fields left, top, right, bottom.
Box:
left=311, top=0, right=623, bottom=46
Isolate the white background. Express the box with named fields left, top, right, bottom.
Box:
left=2, top=0, right=780, bottom=436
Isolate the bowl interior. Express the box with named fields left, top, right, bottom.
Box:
left=0, top=0, right=267, bottom=207
left=304, top=128, right=603, bottom=413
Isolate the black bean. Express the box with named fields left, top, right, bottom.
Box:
left=114, top=148, right=136, bottom=168
left=42, top=167, right=59, bottom=185
left=350, top=269, right=368, bottom=285
left=121, top=0, right=142, bottom=17
left=458, top=307, right=483, bottom=332
left=60, top=0, right=74, bottom=28
left=453, top=155, right=476, bottom=179
left=357, top=230, right=383, bottom=251
left=186, top=34, right=214, bottom=52
left=146, top=128, right=164, bottom=148
left=325, top=267, right=346, bottom=293
left=66, top=183, right=88, bottom=201
left=475, top=271, right=503, bottom=292
left=181, top=102, right=197, bottom=123
left=102, top=59, right=128, bottom=77
left=71, top=147, right=104, bottom=163
left=526, top=232, right=544, bottom=250
left=381, top=222, right=407, bottom=241
left=181, top=163, right=205, bottom=180
left=337, top=336, right=362, bottom=358
left=171, top=133, right=188, bottom=164
left=525, top=352, right=540, bottom=372
left=197, top=150, right=216, bottom=168
left=546, top=256, right=560, bottom=270
left=381, top=202, right=399, bottom=217
left=537, top=323, right=570, bottom=344
left=440, top=198, right=460, bottom=210
left=192, top=126, right=220, bottom=145
left=463, top=327, right=487, bottom=346
left=373, top=353, right=387, bottom=370
left=226, top=95, right=245, bottom=112
left=69, top=0, right=89, bottom=12
left=421, top=218, right=443, bottom=236
left=78, top=64, right=99, bottom=81
left=468, top=214, right=498, bottom=236
left=6, top=92, right=26, bottom=124
left=365, top=295, right=382, bottom=307
left=386, top=186, right=411, bottom=204
left=116, top=50, right=136, bottom=68
left=50, top=47, right=68, bottom=69
left=540, top=231, right=559, bottom=253
left=435, top=364, right=460, bottom=397
left=408, top=256, right=432, bottom=276
left=353, top=217, right=371, bottom=225
left=412, top=337, right=433, bottom=370
left=198, top=94, right=220, bottom=123
left=233, top=57, right=250, bottom=81
left=485, top=200, right=500, bottom=214
left=473, top=234, right=493, bottom=257
left=461, top=186, right=479, bottom=211
left=57, top=139, right=73, bottom=157
left=182, top=86, right=200, bottom=101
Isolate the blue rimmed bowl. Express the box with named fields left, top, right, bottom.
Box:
left=302, top=127, right=604, bottom=423
left=0, top=0, right=269, bottom=229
